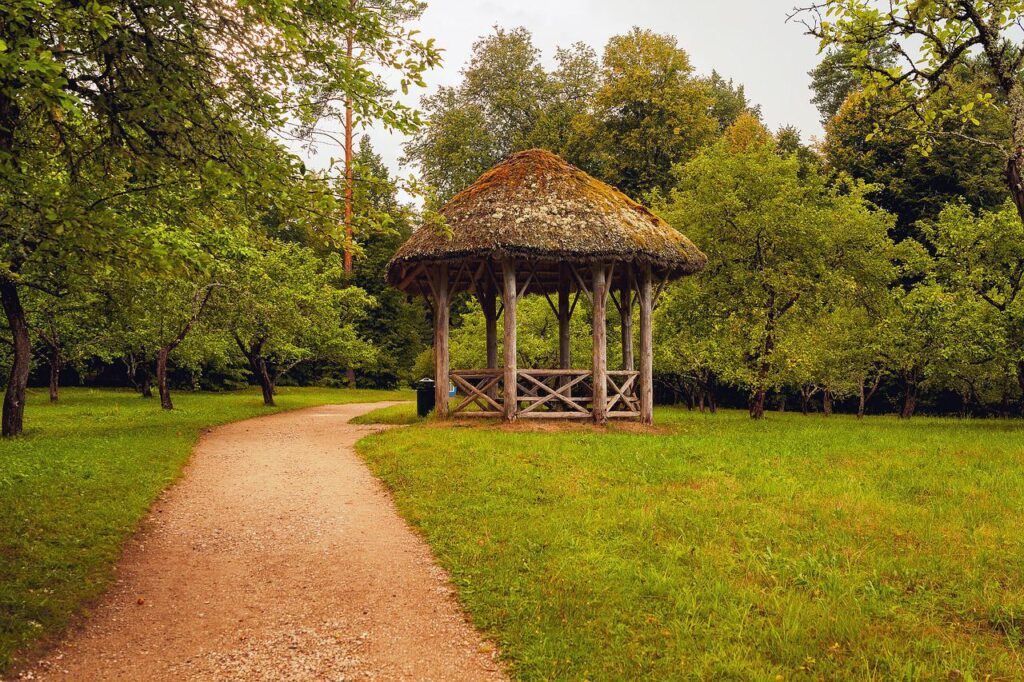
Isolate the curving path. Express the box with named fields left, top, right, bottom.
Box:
left=26, top=403, right=506, bottom=681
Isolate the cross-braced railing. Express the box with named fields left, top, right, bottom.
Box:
left=449, top=369, right=503, bottom=416
left=449, top=368, right=638, bottom=419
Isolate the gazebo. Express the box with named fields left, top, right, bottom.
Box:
left=387, top=149, right=706, bottom=424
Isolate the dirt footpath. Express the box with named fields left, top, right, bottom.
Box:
left=25, top=403, right=506, bottom=681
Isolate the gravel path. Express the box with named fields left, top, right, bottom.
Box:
left=24, top=403, right=506, bottom=681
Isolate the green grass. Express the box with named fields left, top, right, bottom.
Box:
left=0, top=386, right=409, bottom=671
left=350, top=401, right=422, bottom=425
left=357, top=409, right=1024, bottom=680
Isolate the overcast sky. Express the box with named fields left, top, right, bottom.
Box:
left=293, top=0, right=826, bottom=194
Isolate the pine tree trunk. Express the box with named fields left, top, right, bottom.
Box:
left=48, top=350, right=61, bottom=403
left=1, top=280, right=30, bottom=437
left=156, top=347, right=173, bottom=410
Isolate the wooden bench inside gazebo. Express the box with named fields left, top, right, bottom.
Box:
left=386, top=149, right=706, bottom=424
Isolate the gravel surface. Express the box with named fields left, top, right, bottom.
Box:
left=22, top=403, right=506, bottom=681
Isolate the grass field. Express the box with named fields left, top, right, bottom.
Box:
left=0, top=386, right=409, bottom=671
left=357, top=407, right=1024, bottom=680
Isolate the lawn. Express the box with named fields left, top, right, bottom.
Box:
left=0, top=386, right=409, bottom=671
left=357, top=407, right=1024, bottom=680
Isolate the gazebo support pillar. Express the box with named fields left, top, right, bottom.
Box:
left=432, top=264, right=451, bottom=418
left=639, top=264, right=654, bottom=424
left=480, top=276, right=499, bottom=398
left=620, top=266, right=634, bottom=371
left=502, top=258, right=518, bottom=421
left=558, top=264, right=571, bottom=369
left=592, top=264, right=609, bottom=425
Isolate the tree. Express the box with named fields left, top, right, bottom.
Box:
left=27, top=285, right=113, bottom=402
left=404, top=26, right=740, bottom=204
left=822, top=85, right=1008, bottom=237
left=591, top=27, right=718, bottom=198
left=655, top=115, right=896, bottom=418
left=794, top=1, right=1024, bottom=223
left=704, top=70, right=762, bottom=133
left=215, top=241, right=376, bottom=406
left=0, top=0, right=438, bottom=436
left=925, top=200, right=1024, bottom=406
left=403, top=26, right=548, bottom=203
left=349, top=138, right=431, bottom=387
left=809, top=43, right=896, bottom=123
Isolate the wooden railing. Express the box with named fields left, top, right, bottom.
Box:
left=449, top=368, right=639, bottom=419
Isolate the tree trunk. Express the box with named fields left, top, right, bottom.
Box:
left=248, top=350, right=275, bottom=407
left=1, top=280, right=30, bottom=437
left=749, top=388, right=766, bottom=420
left=749, top=317, right=776, bottom=421
left=900, top=371, right=918, bottom=419
left=258, top=357, right=276, bottom=406
left=822, top=388, right=833, bottom=416
left=48, top=350, right=61, bottom=403
left=345, top=367, right=357, bottom=388
left=1017, top=359, right=1024, bottom=416
left=140, top=368, right=153, bottom=398
left=857, top=378, right=866, bottom=419
left=156, top=347, right=173, bottom=410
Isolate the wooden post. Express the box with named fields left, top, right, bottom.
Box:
left=592, top=264, right=608, bottom=425
left=619, top=265, right=634, bottom=371
left=433, top=264, right=450, bottom=418
left=502, top=258, right=518, bottom=421
left=558, top=264, right=571, bottom=369
left=481, top=277, right=498, bottom=372
left=639, top=264, right=654, bottom=424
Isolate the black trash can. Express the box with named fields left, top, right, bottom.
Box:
left=415, top=378, right=436, bottom=418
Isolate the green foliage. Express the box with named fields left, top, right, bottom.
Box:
left=214, top=240, right=377, bottom=384
left=404, top=25, right=742, bottom=203
left=655, top=116, right=896, bottom=412
left=590, top=27, right=718, bottom=198
left=360, top=408, right=1024, bottom=679
left=349, top=138, right=431, bottom=387
left=822, top=86, right=1009, bottom=235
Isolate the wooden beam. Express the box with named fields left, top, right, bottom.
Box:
left=639, top=263, right=654, bottom=424
left=592, top=263, right=609, bottom=425
left=620, top=264, right=634, bottom=371
left=433, top=264, right=450, bottom=419
left=502, top=257, right=518, bottom=422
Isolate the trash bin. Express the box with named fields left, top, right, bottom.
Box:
left=415, top=378, right=436, bottom=418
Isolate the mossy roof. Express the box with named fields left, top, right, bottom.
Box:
left=387, top=149, right=706, bottom=292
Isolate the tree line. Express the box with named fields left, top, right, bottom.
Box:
left=407, top=17, right=1024, bottom=419
left=0, top=0, right=438, bottom=436
left=5, top=2, right=1024, bottom=430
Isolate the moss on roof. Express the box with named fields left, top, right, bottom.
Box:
left=387, top=149, right=706, bottom=289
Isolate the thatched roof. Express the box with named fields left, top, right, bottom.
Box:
left=387, top=149, right=706, bottom=294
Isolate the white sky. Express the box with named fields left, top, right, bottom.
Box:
left=292, top=0, right=826, bottom=196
